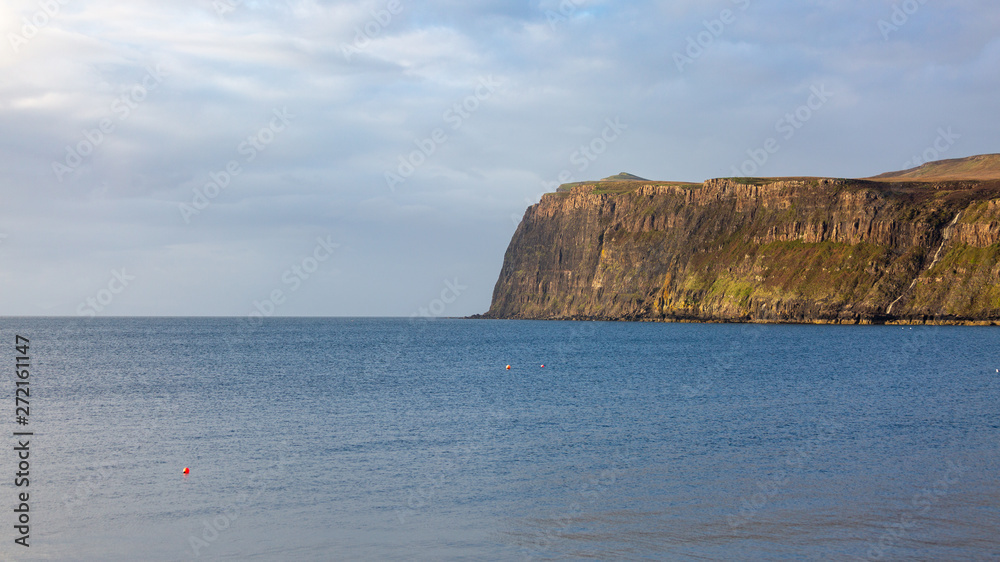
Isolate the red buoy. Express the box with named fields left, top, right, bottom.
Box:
left=183, top=467, right=190, bottom=475
left=505, top=365, right=511, bottom=370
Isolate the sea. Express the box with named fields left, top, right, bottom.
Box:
left=0, top=317, right=998, bottom=561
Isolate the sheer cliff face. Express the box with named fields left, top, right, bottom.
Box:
left=485, top=178, right=1000, bottom=324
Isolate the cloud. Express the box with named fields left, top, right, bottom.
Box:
left=0, top=0, right=997, bottom=315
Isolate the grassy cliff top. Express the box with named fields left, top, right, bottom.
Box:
left=555, top=180, right=699, bottom=195
left=870, top=153, right=1000, bottom=181
left=552, top=154, right=1000, bottom=195
left=601, top=172, right=650, bottom=181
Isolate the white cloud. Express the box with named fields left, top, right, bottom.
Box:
left=0, top=0, right=997, bottom=315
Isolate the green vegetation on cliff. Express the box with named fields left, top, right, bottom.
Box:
left=484, top=156, right=1000, bottom=324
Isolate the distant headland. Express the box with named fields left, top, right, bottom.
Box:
left=480, top=154, right=1000, bottom=325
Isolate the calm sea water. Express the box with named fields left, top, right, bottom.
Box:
left=0, top=318, right=998, bottom=561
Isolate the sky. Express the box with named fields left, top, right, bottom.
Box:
left=0, top=0, right=997, bottom=317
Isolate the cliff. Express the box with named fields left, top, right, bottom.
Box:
left=484, top=156, right=1000, bottom=324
